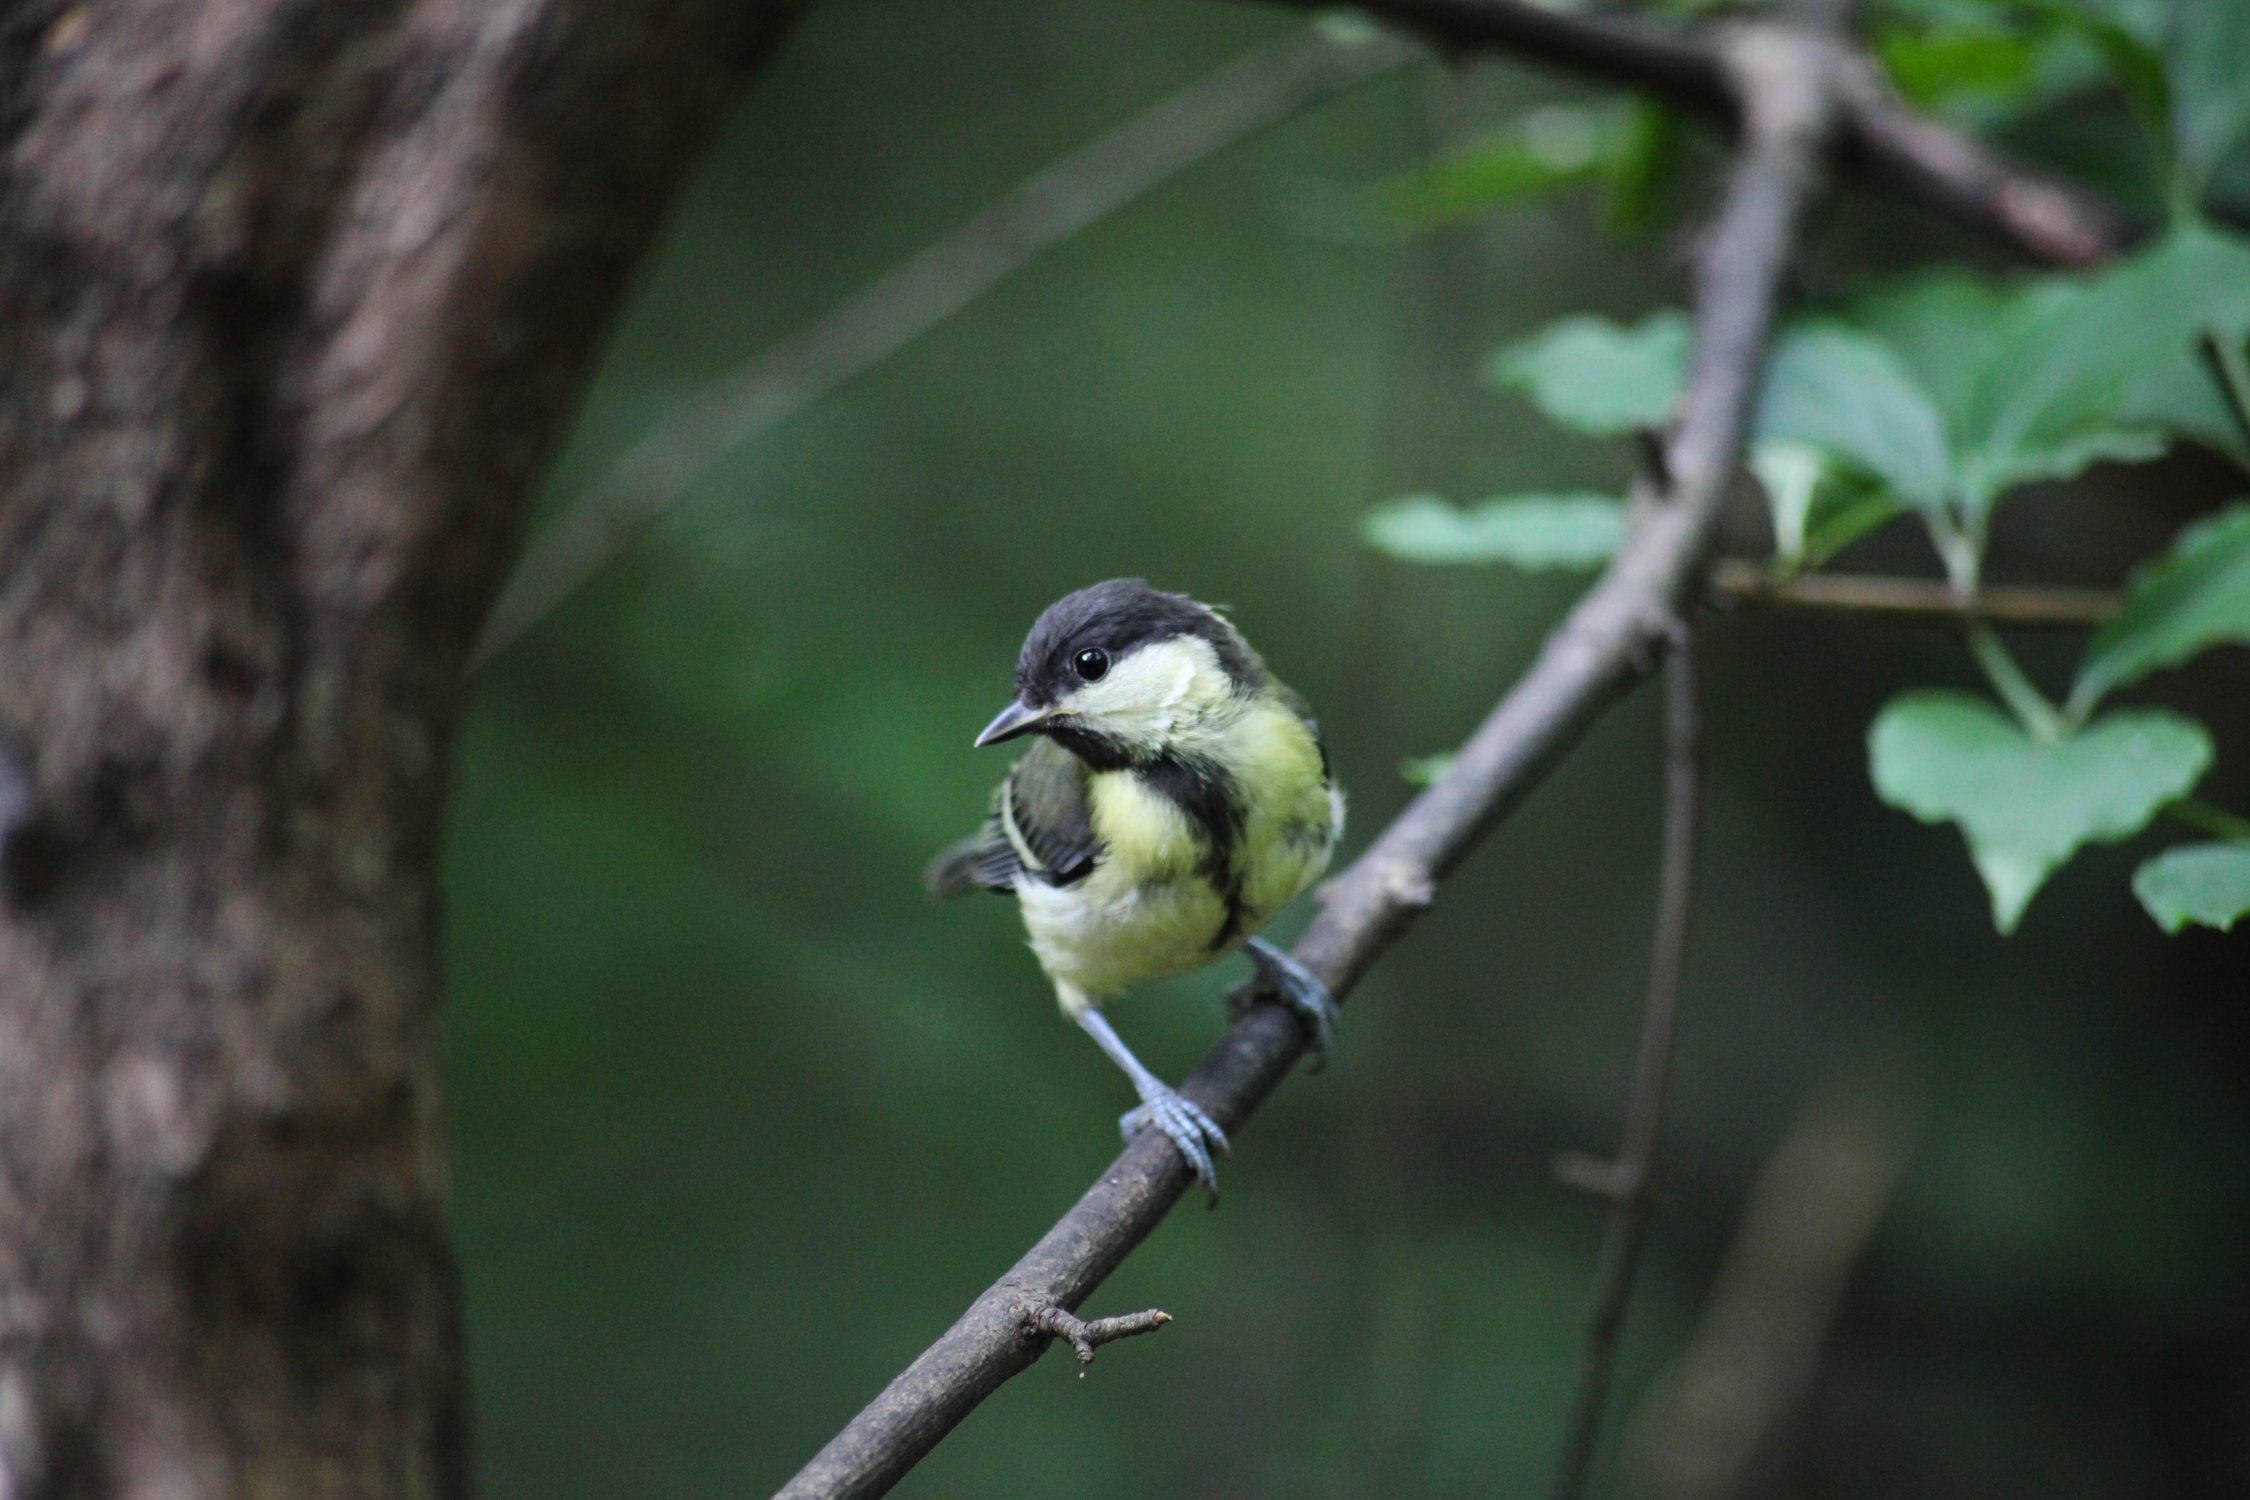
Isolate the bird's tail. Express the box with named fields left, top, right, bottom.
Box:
left=924, top=831, right=1015, bottom=898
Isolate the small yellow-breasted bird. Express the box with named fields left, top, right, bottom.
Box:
left=928, top=579, right=1344, bottom=1191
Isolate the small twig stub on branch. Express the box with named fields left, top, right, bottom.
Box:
left=1026, top=1306, right=1174, bottom=1369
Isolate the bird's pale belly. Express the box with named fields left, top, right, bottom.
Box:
left=1016, top=862, right=1243, bottom=1010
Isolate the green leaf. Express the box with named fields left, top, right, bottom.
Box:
left=2167, top=0, right=2250, bottom=190
left=1873, top=4, right=2110, bottom=128
left=2058, top=0, right=2164, bottom=39
left=1386, top=106, right=1621, bottom=228
left=1802, top=484, right=1907, bottom=567
left=2114, top=354, right=2250, bottom=465
left=2132, top=842, right=2250, bottom=932
left=2071, top=503, right=2250, bottom=712
left=1601, top=101, right=1683, bottom=238
left=2048, top=1, right=2173, bottom=162
left=1751, top=440, right=1902, bottom=568
left=1860, top=264, right=2246, bottom=494
left=1975, top=426, right=2170, bottom=498
left=1758, top=323, right=1954, bottom=508
left=1877, top=25, right=2050, bottom=111
left=1869, top=692, right=2212, bottom=932
left=1953, top=225, right=2250, bottom=511
left=1751, top=441, right=1827, bottom=565
left=1360, top=493, right=1624, bottom=569
left=1486, top=313, right=1689, bottom=437
left=1853, top=273, right=2033, bottom=422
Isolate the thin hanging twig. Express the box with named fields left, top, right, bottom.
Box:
left=1549, top=638, right=1700, bottom=1500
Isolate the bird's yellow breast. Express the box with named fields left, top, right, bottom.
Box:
left=1207, top=697, right=1335, bottom=920
left=1085, top=771, right=1201, bottom=881
left=1020, top=694, right=1338, bottom=1012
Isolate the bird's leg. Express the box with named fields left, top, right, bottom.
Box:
left=1240, top=936, right=1340, bottom=1066
left=1072, top=1007, right=1228, bottom=1195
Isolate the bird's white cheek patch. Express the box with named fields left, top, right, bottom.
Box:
left=1063, top=637, right=1229, bottom=749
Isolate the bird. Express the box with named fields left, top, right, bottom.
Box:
left=927, top=578, right=1344, bottom=1193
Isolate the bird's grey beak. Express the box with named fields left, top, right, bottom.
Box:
left=974, top=697, right=1051, bottom=748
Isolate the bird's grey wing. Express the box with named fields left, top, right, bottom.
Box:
left=924, top=740, right=1099, bottom=896
left=924, top=816, right=1021, bottom=898
left=999, top=738, right=1099, bottom=887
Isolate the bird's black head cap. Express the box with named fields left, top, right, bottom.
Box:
left=1014, top=578, right=1264, bottom=707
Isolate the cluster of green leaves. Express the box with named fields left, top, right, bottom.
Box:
left=1366, top=228, right=2250, bottom=934
left=1358, top=2, right=2250, bottom=937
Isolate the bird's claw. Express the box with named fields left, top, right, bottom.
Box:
left=1119, top=1086, right=1229, bottom=1197
left=1242, top=936, right=1341, bottom=1068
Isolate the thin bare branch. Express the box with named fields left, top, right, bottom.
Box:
left=1549, top=639, right=1700, bottom=1500
left=1706, top=561, right=2121, bottom=627
left=1246, top=0, right=2133, bottom=265
left=470, top=26, right=1414, bottom=669
left=777, top=21, right=1845, bottom=1499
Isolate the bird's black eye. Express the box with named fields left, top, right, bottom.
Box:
left=1073, top=647, right=1110, bottom=682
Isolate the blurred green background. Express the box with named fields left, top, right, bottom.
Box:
left=443, top=2, right=2248, bottom=1496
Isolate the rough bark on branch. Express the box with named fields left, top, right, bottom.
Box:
left=0, top=4, right=802, bottom=1497
left=778, top=21, right=1844, bottom=1500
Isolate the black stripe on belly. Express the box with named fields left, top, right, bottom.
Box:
left=1136, top=752, right=1247, bottom=950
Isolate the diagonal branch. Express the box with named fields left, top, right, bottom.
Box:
left=1244, top=0, right=2133, bottom=266
left=470, top=26, right=1414, bottom=669
left=776, top=22, right=1845, bottom=1500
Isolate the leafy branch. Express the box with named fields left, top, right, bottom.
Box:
left=1376, top=229, right=2250, bottom=935
left=1248, top=0, right=2132, bottom=265
left=476, top=0, right=2136, bottom=673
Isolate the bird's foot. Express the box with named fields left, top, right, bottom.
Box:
left=1238, top=935, right=1341, bottom=1069
left=1119, top=1086, right=1229, bottom=1198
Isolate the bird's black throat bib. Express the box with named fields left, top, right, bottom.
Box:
left=1133, top=751, right=1250, bottom=951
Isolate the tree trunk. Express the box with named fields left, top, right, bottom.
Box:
left=0, top=3, right=803, bottom=1495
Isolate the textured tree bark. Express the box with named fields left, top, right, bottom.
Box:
left=0, top=3, right=803, bottom=1496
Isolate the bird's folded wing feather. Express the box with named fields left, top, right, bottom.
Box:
left=924, top=738, right=1099, bottom=896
